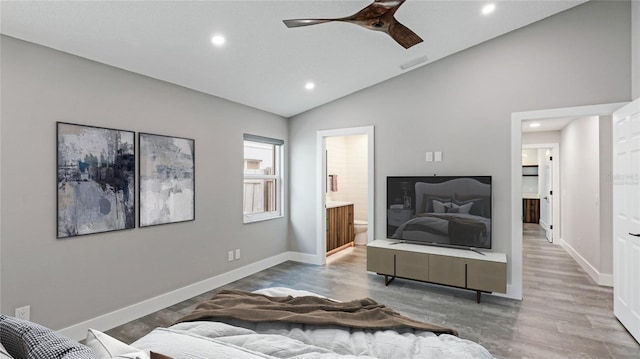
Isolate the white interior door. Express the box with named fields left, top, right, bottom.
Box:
left=613, top=98, right=640, bottom=344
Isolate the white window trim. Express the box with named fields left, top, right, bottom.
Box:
left=243, top=136, right=284, bottom=224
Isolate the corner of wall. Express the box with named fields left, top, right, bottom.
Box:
left=633, top=0, right=640, bottom=99
left=598, top=116, right=614, bottom=277
left=559, top=238, right=612, bottom=287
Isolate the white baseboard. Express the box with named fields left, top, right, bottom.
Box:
left=539, top=219, right=549, bottom=231
left=537, top=220, right=558, bottom=245
left=492, top=284, right=521, bottom=301
left=599, top=273, right=614, bottom=287
left=287, top=251, right=323, bottom=265
left=559, top=239, right=613, bottom=287
left=58, top=251, right=296, bottom=341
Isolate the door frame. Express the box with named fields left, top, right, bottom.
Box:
left=315, top=126, right=375, bottom=265
left=511, top=102, right=627, bottom=300
left=522, top=143, right=560, bottom=243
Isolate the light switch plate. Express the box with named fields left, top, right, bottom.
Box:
left=435, top=152, right=443, bottom=162
left=228, top=251, right=234, bottom=262
left=425, top=152, right=433, bottom=162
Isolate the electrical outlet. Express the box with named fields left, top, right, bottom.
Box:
left=235, top=249, right=241, bottom=260
left=15, top=305, right=30, bottom=321
left=228, top=251, right=234, bottom=262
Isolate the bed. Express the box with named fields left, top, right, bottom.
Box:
left=0, top=287, right=494, bottom=359
left=391, top=178, right=492, bottom=248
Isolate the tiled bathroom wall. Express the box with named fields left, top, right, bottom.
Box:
left=326, top=135, right=368, bottom=221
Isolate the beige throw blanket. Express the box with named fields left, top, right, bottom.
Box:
left=176, top=290, right=457, bottom=336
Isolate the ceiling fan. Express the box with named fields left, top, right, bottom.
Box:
left=283, top=0, right=423, bottom=49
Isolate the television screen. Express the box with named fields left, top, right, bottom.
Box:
left=387, top=176, right=492, bottom=250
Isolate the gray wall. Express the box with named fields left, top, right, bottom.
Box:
left=560, top=117, right=601, bottom=269
left=288, top=1, right=631, bottom=292
left=558, top=115, right=613, bottom=282
left=633, top=0, right=639, bottom=99
left=0, top=36, right=289, bottom=330
left=598, top=116, right=613, bottom=278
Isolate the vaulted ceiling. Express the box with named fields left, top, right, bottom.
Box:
left=1, top=1, right=585, bottom=117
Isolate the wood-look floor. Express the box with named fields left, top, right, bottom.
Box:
left=106, top=224, right=640, bottom=358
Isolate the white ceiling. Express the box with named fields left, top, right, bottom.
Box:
left=1, top=0, right=586, bottom=118
left=521, top=117, right=576, bottom=133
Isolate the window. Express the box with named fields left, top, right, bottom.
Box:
left=243, top=134, right=284, bottom=223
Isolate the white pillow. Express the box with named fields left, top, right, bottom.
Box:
left=432, top=200, right=450, bottom=213
left=0, top=342, right=13, bottom=359
left=448, top=202, right=473, bottom=214
left=85, top=329, right=150, bottom=359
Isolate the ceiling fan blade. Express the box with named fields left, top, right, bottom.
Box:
left=283, top=0, right=422, bottom=49
left=348, top=3, right=395, bottom=21
left=387, top=20, right=423, bottom=49
left=283, top=19, right=335, bottom=28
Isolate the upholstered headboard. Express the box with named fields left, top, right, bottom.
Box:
left=414, top=177, right=491, bottom=217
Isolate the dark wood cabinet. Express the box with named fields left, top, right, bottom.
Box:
left=326, top=204, right=354, bottom=252
left=523, top=198, right=540, bottom=223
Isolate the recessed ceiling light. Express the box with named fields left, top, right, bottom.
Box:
left=482, top=3, right=496, bottom=15
left=211, top=35, right=226, bottom=46
left=305, top=82, right=315, bottom=90
left=529, top=123, right=541, bottom=128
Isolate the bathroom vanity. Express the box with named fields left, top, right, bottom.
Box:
left=522, top=193, right=540, bottom=223
left=326, top=202, right=354, bottom=254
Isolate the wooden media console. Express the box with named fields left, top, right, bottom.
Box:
left=367, top=239, right=507, bottom=303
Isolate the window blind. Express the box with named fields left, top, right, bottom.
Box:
left=243, top=134, right=284, bottom=146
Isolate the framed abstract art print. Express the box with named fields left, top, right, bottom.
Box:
left=57, top=122, right=135, bottom=238
left=139, top=133, right=195, bottom=227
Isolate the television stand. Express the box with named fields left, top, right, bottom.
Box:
left=367, top=239, right=507, bottom=303
left=389, top=240, right=486, bottom=256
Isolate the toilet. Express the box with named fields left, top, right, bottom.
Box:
left=353, top=220, right=368, bottom=245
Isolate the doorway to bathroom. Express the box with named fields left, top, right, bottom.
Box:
left=521, top=143, right=559, bottom=243
left=316, top=126, right=374, bottom=264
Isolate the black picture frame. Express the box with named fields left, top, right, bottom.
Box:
left=57, top=122, right=136, bottom=238
left=138, top=132, right=195, bottom=227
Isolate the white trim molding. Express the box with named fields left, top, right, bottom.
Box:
left=523, top=142, right=560, bottom=244
left=492, top=284, right=521, bottom=301
left=559, top=238, right=614, bottom=287
left=59, top=252, right=293, bottom=340
left=511, top=102, right=626, bottom=301
left=315, top=126, right=375, bottom=266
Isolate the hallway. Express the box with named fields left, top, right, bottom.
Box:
left=518, top=223, right=638, bottom=357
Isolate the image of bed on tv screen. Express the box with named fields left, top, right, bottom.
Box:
left=387, top=176, right=492, bottom=250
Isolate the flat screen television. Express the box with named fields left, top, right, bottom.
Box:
left=387, top=176, right=492, bottom=250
